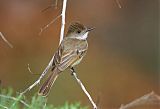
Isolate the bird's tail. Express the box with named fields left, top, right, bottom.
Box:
left=38, top=68, right=60, bottom=97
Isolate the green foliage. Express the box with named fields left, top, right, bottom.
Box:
left=0, top=88, right=88, bottom=109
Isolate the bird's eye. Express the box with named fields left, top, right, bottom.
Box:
left=77, top=30, right=81, bottom=33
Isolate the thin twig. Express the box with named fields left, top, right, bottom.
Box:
left=59, top=0, right=67, bottom=44
left=21, top=0, right=68, bottom=95
left=41, top=0, right=58, bottom=12
left=116, top=0, right=122, bottom=8
left=21, top=56, right=54, bottom=94
left=120, top=91, right=160, bottom=109
left=70, top=68, right=97, bottom=109
left=27, top=64, right=34, bottom=74
left=0, top=94, right=30, bottom=108
left=0, top=32, right=13, bottom=48
left=41, top=4, right=56, bottom=13
left=39, top=14, right=61, bottom=35
left=27, top=64, right=41, bottom=75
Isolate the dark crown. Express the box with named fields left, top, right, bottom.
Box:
left=67, top=22, right=86, bottom=35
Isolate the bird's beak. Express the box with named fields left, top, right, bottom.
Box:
left=87, top=27, right=95, bottom=32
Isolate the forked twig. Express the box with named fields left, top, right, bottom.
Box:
left=0, top=32, right=13, bottom=48
left=22, top=1, right=97, bottom=109
left=21, top=56, right=54, bottom=94
left=70, top=68, right=97, bottom=109
left=21, top=0, right=68, bottom=95
left=27, top=64, right=41, bottom=75
left=41, top=0, right=59, bottom=12
left=41, top=4, right=56, bottom=13
left=39, top=14, right=61, bottom=35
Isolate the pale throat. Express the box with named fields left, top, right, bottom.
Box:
left=76, top=32, right=89, bottom=40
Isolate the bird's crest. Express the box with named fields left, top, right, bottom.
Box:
left=67, top=22, right=86, bottom=35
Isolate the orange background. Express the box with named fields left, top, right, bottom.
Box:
left=0, top=0, right=159, bottom=108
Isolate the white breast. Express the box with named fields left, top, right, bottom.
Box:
left=76, top=32, right=89, bottom=40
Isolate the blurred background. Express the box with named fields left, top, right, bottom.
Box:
left=0, top=0, right=159, bottom=109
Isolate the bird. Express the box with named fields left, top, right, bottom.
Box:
left=38, top=22, right=94, bottom=97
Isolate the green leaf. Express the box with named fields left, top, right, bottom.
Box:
left=0, top=87, right=88, bottom=109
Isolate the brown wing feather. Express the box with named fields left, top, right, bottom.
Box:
left=51, top=39, right=78, bottom=71
left=38, top=68, right=60, bottom=97
left=39, top=38, right=87, bottom=96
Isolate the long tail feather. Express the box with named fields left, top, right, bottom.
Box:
left=38, top=68, right=60, bottom=97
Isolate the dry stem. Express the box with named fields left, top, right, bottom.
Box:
left=70, top=68, right=97, bottom=109
left=59, top=0, right=67, bottom=44
left=21, top=0, right=68, bottom=95
left=41, top=0, right=59, bottom=12
left=0, top=32, right=13, bottom=48
left=39, top=15, right=61, bottom=35
left=39, top=0, right=67, bottom=38
left=120, top=91, right=160, bottom=109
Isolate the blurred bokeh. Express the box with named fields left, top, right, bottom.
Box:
left=0, top=0, right=159, bottom=108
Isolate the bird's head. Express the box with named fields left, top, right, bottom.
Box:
left=66, top=22, right=94, bottom=40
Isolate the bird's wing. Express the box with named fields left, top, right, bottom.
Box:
left=52, top=38, right=87, bottom=71
left=51, top=42, right=78, bottom=71
left=59, top=48, right=81, bottom=71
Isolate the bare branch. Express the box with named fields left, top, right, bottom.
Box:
left=41, top=4, right=56, bottom=13
left=70, top=68, right=97, bottom=109
left=21, top=56, right=54, bottom=94
left=120, top=91, right=160, bottom=109
left=116, top=0, right=122, bottom=8
left=27, top=64, right=41, bottom=75
left=21, top=0, right=68, bottom=95
left=0, top=32, right=13, bottom=48
left=41, top=0, right=59, bottom=12
left=39, top=14, right=61, bottom=35
left=22, top=2, right=98, bottom=109
left=27, top=64, right=34, bottom=74
left=59, top=0, right=67, bottom=44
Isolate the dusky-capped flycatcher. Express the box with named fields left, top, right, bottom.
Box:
left=38, top=22, right=94, bottom=96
